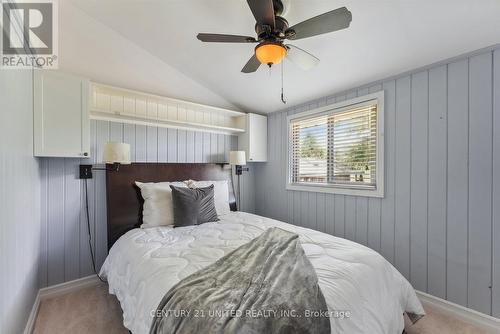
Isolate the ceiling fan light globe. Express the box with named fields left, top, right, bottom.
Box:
left=255, top=43, right=287, bottom=66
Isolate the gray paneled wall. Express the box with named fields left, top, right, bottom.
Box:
left=0, top=70, right=42, bottom=334
left=255, top=46, right=500, bottom=317
left=39, top=120, right=255, bottom=288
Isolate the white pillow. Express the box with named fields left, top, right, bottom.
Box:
left=135, top=181, right=187, bottom=228
left=185, top=180, right=231, bottom=216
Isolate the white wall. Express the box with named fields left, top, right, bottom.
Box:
left=0, top=70, right=42, bottom=334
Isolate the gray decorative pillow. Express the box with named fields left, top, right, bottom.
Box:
left=169, top=185, right=219, bottom=227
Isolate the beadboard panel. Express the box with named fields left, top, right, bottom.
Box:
left=0, top=70, right=42, bottom=334
left=493, top=50, right=500, bottom=317
left=39, top=120, right=255, bottom=288
left=255, top=47, right=500, bottom=317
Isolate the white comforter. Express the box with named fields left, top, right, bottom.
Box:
left=100, top=212, right=424, bottom=334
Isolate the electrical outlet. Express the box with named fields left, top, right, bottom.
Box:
left=79, top=165, right=93, bottom=179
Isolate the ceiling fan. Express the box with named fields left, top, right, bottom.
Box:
left=196, top=0, right=352, bottom=73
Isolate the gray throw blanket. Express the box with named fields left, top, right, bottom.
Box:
left=150, top=227, right=331, bottom=334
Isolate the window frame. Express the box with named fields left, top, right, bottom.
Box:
left=286, top=91, right=385, bottom=198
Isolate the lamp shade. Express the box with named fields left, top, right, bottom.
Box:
left=229, top=151, right=246, bottom=166
left=255, top=42, right=287, bottom=66
left=103, top=142, right=131, bottom=164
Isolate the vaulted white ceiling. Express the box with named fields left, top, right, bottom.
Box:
left=59, top=1, right=237, bottom=110
left=67, top=0, right=500, bottom=113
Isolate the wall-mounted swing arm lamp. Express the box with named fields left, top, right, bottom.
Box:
left=229, top=151, right=249, bottom=210
left=230, top=151, right=249, bottom=175
left=79, top=142, right=131, bottom=179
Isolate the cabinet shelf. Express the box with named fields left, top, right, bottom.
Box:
left=90, top=83, right=246, bottom=135
left=90, top=110, right=245, bottom=135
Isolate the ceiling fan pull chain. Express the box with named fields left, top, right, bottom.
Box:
left=281, top=60, right=287, bottom=104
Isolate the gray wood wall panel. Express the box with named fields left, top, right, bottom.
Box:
left=136, top=125, right=147, bottom=162
left=446, top=59, right=470, bottom=307
left=64, top=158, right=81, bottom=282
left=47, top=158, right=65, bottom=286
left=410, top=70, right=429, bottom=292
left=147, top=127, right=158, bottom=162
left=467, top=53, right=493, bottom=315
left=493, top=49, right=500, bottom=317
left=345, top=199, right=356, bottom=241
left=254, top=46, right=500, bottom=316
left=316, top=193, right=326, bottom=233
left=39, top=121, right=255, bottom=288
left=427, top=65, right=448, bottom=299
left=380, top=80, right=396, bottom=265
left=394, top=76, right=412, bottom=280
left=334, top=195, right=345, bottom=237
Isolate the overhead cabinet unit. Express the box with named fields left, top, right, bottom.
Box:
left=238, top=113, right=267, bottom=162
left=33, top=73, right=263, bottom=158
left=34, top=70, right=90, bottom=158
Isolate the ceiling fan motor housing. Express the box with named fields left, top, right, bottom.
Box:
left=255, top=17, right=289, bottom=40
left=255, top=0, right=289, bottom=40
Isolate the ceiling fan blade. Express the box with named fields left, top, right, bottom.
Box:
left=286, top=7, right=352, bottom=40
left=285, top=44, right=320, bottom=70
left=241, top=54, right=261, bottom=73
left=197, top=33, right=256, bottom=43
left=247, top=0, right=275, bottom=29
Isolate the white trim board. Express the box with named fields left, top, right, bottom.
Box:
left=24, top=275, right=100, bottom=334
left=38, top=274, right=101, bottom=299
left=416, top=290, right=500, bottom=333
left=23, top=292, right=40, bottom=334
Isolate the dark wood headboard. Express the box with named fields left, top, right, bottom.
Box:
left=105, top=163, right=236, bottom=249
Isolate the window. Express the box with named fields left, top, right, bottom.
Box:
left=287, top=92, right=384, bottom=197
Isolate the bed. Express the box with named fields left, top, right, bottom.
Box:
left=100, top=163, right=424, bottom=334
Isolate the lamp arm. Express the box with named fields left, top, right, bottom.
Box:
left=79, top=162, right=121, bottom=179
left=92, top=162, right=121, bottom=172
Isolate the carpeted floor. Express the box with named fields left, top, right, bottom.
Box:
left=33, top=282, right=488, bottom=334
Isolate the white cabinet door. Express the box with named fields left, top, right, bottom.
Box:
left=34, top=70, right=90, bottom=158
left=238, top=113, right=267, bottom=162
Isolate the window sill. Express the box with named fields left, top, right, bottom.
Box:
left=286, top=183, right=384, bottom=198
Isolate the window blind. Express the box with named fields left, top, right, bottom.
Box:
left=290, top=103, right=378, bottom=189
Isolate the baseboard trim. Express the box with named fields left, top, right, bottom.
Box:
left=416, top=290, right=500, bottom=332
left=24, top=275, right=100, bottom=334
left=23, top=292, right=40, bottom=334
left=38, top=275, right=100, bottom=300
